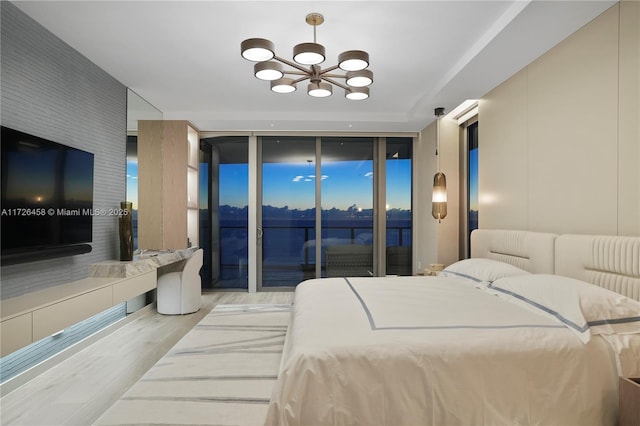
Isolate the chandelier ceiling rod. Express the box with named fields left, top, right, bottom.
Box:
left=240, top=12, right=373, bottom=100
left=308, top=12, right=321, bottom=43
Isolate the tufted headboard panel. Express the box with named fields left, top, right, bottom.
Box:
left=470, top=229, right=557, bottom=274
left=555, top=234, right=640, bottom=301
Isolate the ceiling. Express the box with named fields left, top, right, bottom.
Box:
left=13, top=1, right=615, bottom=133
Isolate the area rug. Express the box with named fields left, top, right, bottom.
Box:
left=94, top=304, right=291, bottom=426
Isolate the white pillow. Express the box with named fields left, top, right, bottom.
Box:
left=487, top=274, right=640, bottom=343
left=439, top=258, right=530, bottom=283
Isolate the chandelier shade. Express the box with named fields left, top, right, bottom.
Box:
left=240, top=13, right=373, bottom=100
left=271, top=78, right=297, bottom=93
left=338, top=50, right=369, bottom=71
left=308, top=81, right=332, bottom=97
left=346, top=87, right=369, bottom=100
left=293, top=43, right=326, bottom=65
left=254, top=61, right=284, bottom=81
left=240, top=38, right=275, bottom=62
left=346, top=70, right=373, bottom=87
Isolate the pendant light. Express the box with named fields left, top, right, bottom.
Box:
left=432, top=107, right=447, bottom=222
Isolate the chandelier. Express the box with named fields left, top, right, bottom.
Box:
left=240, top=13, right=373, bottom=100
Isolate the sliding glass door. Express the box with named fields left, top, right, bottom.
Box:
left=321, top=137, right=374, bottom=278
left=201, top=134, right=414, bottom=290
left=200, top=136, right=249, bottom=290
left=385, top=137, right=413, bottom=275
left=260, top=136, right=316, bottom=288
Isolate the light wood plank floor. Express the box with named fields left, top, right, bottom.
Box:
left=0, top=291, right=294, bottom=426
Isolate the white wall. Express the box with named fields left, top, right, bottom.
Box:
left=478, top=2, right=639, bottom=237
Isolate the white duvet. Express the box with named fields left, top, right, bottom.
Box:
left=265, top=276, right=621, bottom=426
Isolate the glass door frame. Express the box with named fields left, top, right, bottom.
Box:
left=249, top=135, right=259, bottom=292
left=458, top=117, right=479, bottom=259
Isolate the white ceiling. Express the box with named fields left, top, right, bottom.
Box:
left=13, top=0, right=615, bottom=133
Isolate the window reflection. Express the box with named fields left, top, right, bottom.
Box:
left=262, top=137, right=316, bottom=287
left=321, top=137, right=374, bottom=278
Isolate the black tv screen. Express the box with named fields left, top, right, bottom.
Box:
left=1, top=126, right=94, bottom=260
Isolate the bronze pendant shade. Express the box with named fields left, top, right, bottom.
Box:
left=432, top=107, right=447, bottom=223
left=431, top=171, right=447, bottom=222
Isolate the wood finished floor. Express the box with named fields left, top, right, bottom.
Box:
left=0, top=291, right=295, bottom=426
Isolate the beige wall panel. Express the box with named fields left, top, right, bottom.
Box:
left=138, top=120, right=164, bottom=250
left=1, top=314, right=32, bottom=357
left=618, top=1, right=640, bottom=236
left=478, top=68, right=529, bottom=230
left=437, top=117, right=460, bottom=266
left=414, top=125, right=438, bottom=272
left=527, top=5, right=619, bottom=235
left=161, top=121, right=188, bottom=249
left=32, top=287, right=112, bottom=341
left=477, top=3, right=636, bottom=237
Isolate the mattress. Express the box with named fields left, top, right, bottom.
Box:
left=265, top=275, right=620, bottom=425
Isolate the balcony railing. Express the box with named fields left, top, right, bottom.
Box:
left=215, top=223, right=410, bottom=266
left=200, top=220, right=411, bottom=287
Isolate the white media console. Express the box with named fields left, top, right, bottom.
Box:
left=0, top=248, right=196, bottom=357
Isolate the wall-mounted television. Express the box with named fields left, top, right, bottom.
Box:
left=1, top=126, right=94, bottom=265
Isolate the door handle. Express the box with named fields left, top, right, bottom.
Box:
left=257, top=227, right=263, bottom=239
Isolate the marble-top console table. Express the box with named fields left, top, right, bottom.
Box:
left=89, top=248, right=197, bottom=278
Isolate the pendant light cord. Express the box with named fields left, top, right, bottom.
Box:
left=434, top=107, right=445, bottom=171
left=436, top=116, right=440, bottom=171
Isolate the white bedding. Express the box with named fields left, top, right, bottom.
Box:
left=265, top=276, right=621, bottom=426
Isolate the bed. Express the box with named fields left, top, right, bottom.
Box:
left=265, top=230, right=640, bottom=426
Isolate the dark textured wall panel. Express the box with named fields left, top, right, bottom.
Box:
left=1, top=2, right=127, bottom=299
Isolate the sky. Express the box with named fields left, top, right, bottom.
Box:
left=217, top=159, right=411, bottom=211
left=127, top=157, right=414, bottom=212
left=126, top=160, right=138, bottom=210
left=469, top=148, right=478, bottom=211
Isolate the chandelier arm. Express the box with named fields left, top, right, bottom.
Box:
left=318, top=65, right=340, bottom=74
left=281, top=70, right=309, bottom=77
left=292, top=75, right=311, bottom=84
left=274, top=55, right=310, bottom=73
left=321, top=76, right=348, bottom=90
left=321, top=73, right=346, bottom=79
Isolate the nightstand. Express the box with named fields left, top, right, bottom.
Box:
left=424, top=263, right=445, bottom=276
left=619, top=377, right=640, bottom=426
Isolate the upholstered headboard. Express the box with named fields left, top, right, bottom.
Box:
left=471, top=229, right=556, bottom=274
left=555, top=234, right=640, bottom=301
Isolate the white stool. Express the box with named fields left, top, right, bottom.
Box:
left=157, top=249, right=203, bottom=315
